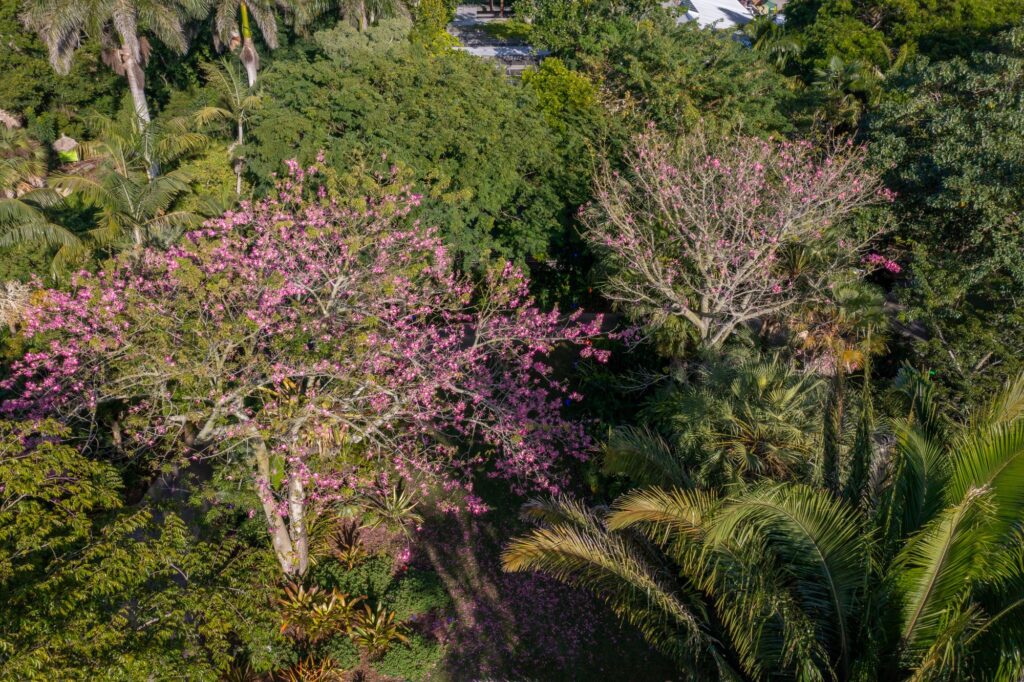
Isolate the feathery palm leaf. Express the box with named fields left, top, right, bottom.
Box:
left=503, top=497, right=722, bottom=673
left=0, top=128, right=83, bottom=269
left=707, top=484, right=867, bottom=678
left=894, top=488, right=997, bottom=660
left=602, top=425, right=692, bottom=488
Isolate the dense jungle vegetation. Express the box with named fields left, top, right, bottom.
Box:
left=2, top=0, right=1024, bottom=679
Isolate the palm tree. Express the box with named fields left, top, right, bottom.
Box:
left=209, top=0, right=292, bottom=86
left=0, top=127, right=82, bottom=270
left=195, top=59, right=263, bottom=194
left=812, top=56, right=880, bottom=131
left=608, top=355, right=825, bottom=488
left=297, top=0, right=407, bottom=34
left=743, top=16, right=800, bottom=69
left=52, top=112, right=206, bottom=253
left=20, top=0, right=208, bottom=179
left=505, top=370, right=1024, bottom=680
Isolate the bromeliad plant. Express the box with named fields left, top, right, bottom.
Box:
left=2, top=158, right=607, bottom=577
left=359, top=480, right=424, bottom=533
left=504, top=370, right=1024, bottom=681
left=278, top=582, right=365, bottom=644
left=349, top=603, right=409, bottom=659
left=328, top=521, right=368, bottom=570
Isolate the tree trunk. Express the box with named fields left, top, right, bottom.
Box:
left=822, top=370, right=844, bottom=496
left=253, top=439, right=305, bottom=576
left=117, top=33, right=159, bottom=180
left=358, top=0, right=369, bottom=32
left=239, top=4, right=260, bottom=87
left=234, top=120, right=244, bottom=196
left=287, top=474, right=310, bottom=575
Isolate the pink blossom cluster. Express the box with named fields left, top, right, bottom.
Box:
left=862, top=252, right=902, bottom=274
left=3, top=161, right=607, bottom=511
left=585, top=126, right=891, bottom=348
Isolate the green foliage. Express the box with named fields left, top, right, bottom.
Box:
left=0, top=420, right=286, bottom=679
left=597, top=21, right=792, bottom=135
left=349, top=602, right=409, bottom=658
left=386, top=569, right=449, bottom=620
left=374, top=632, right=445, bottom=680
left=313, top=555, right=396, bottom=602
left=317, top=633, right=361, bottom=670
left=521, top=57, right=601, bottom=136
left=508, top=373, right=1024, bottom=679
left=248, top=44, right=573, bottom=269
left=481, top=19, right=533, bottom=42
left=619, top=355, right=826, bottom=487
left=360, top=482, right=424, bottom=532
left=0, top=0, right=122, bottom=140
left=5, top=0, right=1024, bottom=675
left=784, top=0, right=1024, bottom=72
left=278, top=582, right=365, bottom=644
left=311, top=553, right=449, bottom=619
left=410, top=0, right=458, bottom=50
left=175, top=145, right=242, bottom=213
left=38, top=107, right=210, bottom=269
left=315, top=16, right=414, bottom=61
left=0, top=127, right=81, bottom=271
left=520, top=0, right=791, bottom=135
left=0, top=420, right=121, bottom=589
left=868, top=28, right=1024, bottom=405
left=515, top=0, right=665, bottom=64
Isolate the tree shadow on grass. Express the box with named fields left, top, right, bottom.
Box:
left=415, top=510, right=680, bottom=681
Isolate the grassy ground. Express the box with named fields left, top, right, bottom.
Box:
left=480, top=20, right=534, bottom=43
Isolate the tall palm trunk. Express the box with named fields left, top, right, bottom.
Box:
left=234, top=119, right=244, bottom=195
left=114, top=14, right=159, bottom=180
left=822, top=370, right=844, bottom=495
left=357, top=0, right=368, bottom=32
left=239, top=3, right=260, bottom=87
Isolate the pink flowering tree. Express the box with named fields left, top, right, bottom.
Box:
left=2, top=160, right=606, bottom=576
left=582, top=126, right=893, bottom=350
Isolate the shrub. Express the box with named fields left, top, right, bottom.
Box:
left=373, top=632, right=445, bottom=681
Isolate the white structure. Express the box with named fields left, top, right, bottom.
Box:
left=675, top=0, right=753, bottom=29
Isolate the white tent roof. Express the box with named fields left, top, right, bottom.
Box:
left=676, top=0, right=753, bottom=28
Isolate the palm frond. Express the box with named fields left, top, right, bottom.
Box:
left=0, top=218, right=82, bottom=249
left=607, top=486, right=716, bottom=550
left=877, top=420, right=948, bottom=549
left=946, top=421, right=1024, bottom=533
left=137, top=171, right=192, bottom=218
left=503, top=498, right=718, bottom=670
left=894, top=487, right=996, bottom=660
left=519, top=495, right=604, bottom=529
left=51, top=175, right=117, bottom=208
left=970, top=371, right=1024, bottom=429
left=707, top=484, right=867, bottom=677
left=602, top=426, right=692, bottom=488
